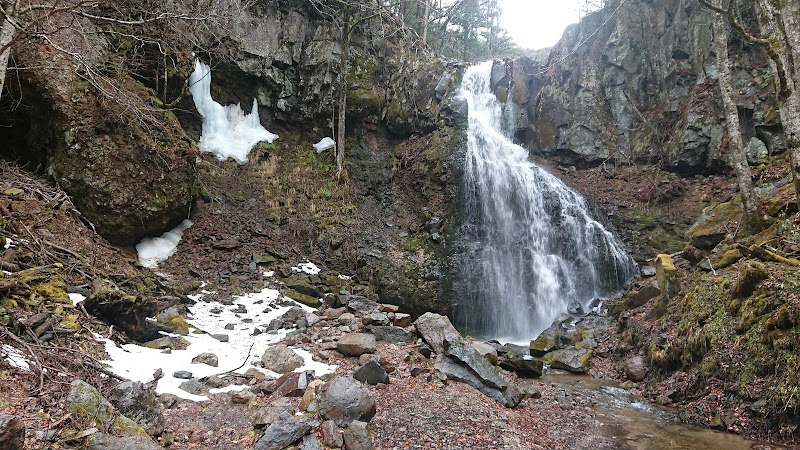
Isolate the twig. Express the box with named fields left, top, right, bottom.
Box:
left=1, top=325, right=45, bottom=395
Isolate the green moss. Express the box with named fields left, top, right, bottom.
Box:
left=164, top=314, right=190, bottom=335
left=280, top=289, right=320, bottom=307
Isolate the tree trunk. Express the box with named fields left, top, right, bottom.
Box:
left=422, top=0, right=430, bottom=45
left=712, top=12, right=761, bottom=232
left=0, top=0, right=18, bottom=97
left=336, top=7, right=351, bottom=180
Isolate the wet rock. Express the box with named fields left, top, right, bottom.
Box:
left=337, top=333, right=376, bottom=356
left=173, top=370, right=193, bottom=379
left=499, top=356, right=544, bottom=378
left=0, top=415, right=24, bottom=450
left=272, top=371, right=310, bottom=397
left=254, top=415, right=313, bottom=450
left=178, top=379, right=205, bottom=395
left=624, top=356, right=648, bottom=382
left=544, top=347, right=593, bottom=373
left=191, top=352, right=219, bottom=367
left=352, top=359, right=389, bottom=385
left=261, top=344, right=304, bottom=374
left=108, top=381, right=165, bottom=437
left=368, top=325, right=414, bottom=343
left=320, top=419, right=343, bottom=448
left=342, top=421, right=372, bottom=450
left=318, top=376, right=377, bottom=426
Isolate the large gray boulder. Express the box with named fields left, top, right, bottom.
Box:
left=415, top=313, right=522, bottom=407
left=108, top=381, right=165, bottom=437
left=261, top=345, right=304, bottom=374
left=318, top=376, right=376, bottom=427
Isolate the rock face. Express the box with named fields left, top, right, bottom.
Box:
left=317, top=376, right=377, bottom=427
left=504, top=0, right=781, bottom=176
left=415, top=313, right=522, bottom=407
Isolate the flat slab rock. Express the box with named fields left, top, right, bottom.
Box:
left=254, top=415, right=313, bottom=450
left=337, top=333, right=376, bottom=356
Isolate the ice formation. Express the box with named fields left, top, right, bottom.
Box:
left=135, top=219, right=193, bottom=268
left=188, top=60, right=278, bottom=164
left=313, top=137, right=336, bottom=153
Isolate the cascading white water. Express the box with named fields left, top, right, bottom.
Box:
left=453, top=62, right=638, bottom=343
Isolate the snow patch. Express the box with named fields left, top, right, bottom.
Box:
left=338, top=274, right=352, bottom=281
left=3, top=237, right=13, bottom=249
left=188, top=60, right=278, bottom=164
left=99, top=288, right=335, bottom=401
left=2, top=344, right=30, bottom=370
left=69, top=293, right=86, bottom=306
left=313, top=137, right=336, bottom=153
left=263, top=271, right=275, bottom=278
left=292, top=261, right=321, bottom=275
left=135, top=220, right=193, bottom=269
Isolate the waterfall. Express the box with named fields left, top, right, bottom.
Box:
left=452, top=61, right=638, bottom=343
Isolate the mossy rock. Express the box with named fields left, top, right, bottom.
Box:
left=712, top=247, right=743, bottom=269
left=280, top=288, right=320, bottom=307
left=143, top=336, right=189, bottom=350
left=544, top=347, right=593, bottom=373
left=163, top=314, right=190, bottom=335
left=14, top=264, right=70, bottom=305
left=687, top=199, right=743, bottom=249
left=731, top=260, right=769, bottom=299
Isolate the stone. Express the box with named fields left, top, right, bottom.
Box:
left=626, top=282, right=661, bottom=309
left=624, top=356, right=648, bottom=382
left=731, top=260, right=769, bottom=299
left=273, top=371, right=310, bottom=397
left=346, top=296, right=382, bottom=314
left=108, top=381, right=165, bottom=437
left=231, top=390, right=257, bottom=404
left=544, top=347, right=593, bottom=373
left=338, top=312, right=356, bottom=323
left=393, top=312, right=413, bottom=327
left=687, top=200, right=742, bottom=249
left=368, top=325, right=414, bottom=343
left=342, top=421, right=372, bottom=450
left=0, top=415, right=24, bottom=450
left=85, top=432, right=162, bottom=450
left=178, top=379, right=205, bottom=395
left=173, top=370, right=193, bottom=379
left=320, top=419, right=344, bottom=448
left=211, top=334, right=229, bottom=342
left=268, top=306, right=308, bottom=331
left=143, top=336, right=188, bottom=350
left=318, top=376, right=377, bottom=427
left=499, top=356, right=544, bottom=378
left=252, top=406, right=292, bottom=430
left=471, top=340, right=499, bottom=365
left=337, top=333, right=376, bottom=357
left=352, top=359, right=389, bottom=385
left=300, top=379, right=324, bottom=412
left=298, top=434, right=324, bottom=450
left=746, top=137, right=769, bottom=166
left=655, top=254, right=677, bottom=299
left=254, top=415, right=312, bottom=450
left=413, top=312, right=461, bottom=354
left=191, top=352, right=219, bottom=367
left=361, top=312, right=389, bottom=326
left=324, top=307, right=347, bottom=320
left=203, top=375, right=229, bottom=389
left=261, top=345, right=304, bottom=374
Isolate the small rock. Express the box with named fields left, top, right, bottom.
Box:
left=203, top=375, right=228, bottom=389
left=361, top=312, right=389, bottom=326
left=298, top=434, right=324, bottom=450
left=337, top=333, right=376, bottom=357
left=252, top=406, right=292, bottom=430
left=108, top=381, right=165, bottom=437
left=352, top=359, right=389, bottom=385
left=211, top=334, right=229, bottom=342
left=342, top=421, right=373, bottom=450
left=368, top=325, right=414, bottom=343
left=318, top=376, right=377, bottom=427
left=254, top=415, right=312, bottom=450
left=173, top=370, right=193, bottom=379
left=320, top=420, right=343, bottom=448
left=230, top=390, right=256, bottom=404
left=224, top=323, right=235, bottom=330
left=300, top=379, right=324, bottom=412
left=624, top=356, right=648, bottom=382
left=393, top=313, right=412, bottom=327
left=272, top=371, right=309, bottom=397
left=191, top=352, right=219, bottom=367
left=178, top=379, right=205, bottom=395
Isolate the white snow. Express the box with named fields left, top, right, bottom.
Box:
left=188, top=60, right=278, bottom=164
left=69, top=293, right=86, bottom=306
left=263, top=271, right=275, bottom=278
left=292, top=261, right=321, bottom=275
left=135, top=220, right=193, bottom=269
left=2, top=237, right=12, bottom=249
left=99, top=288, right=335, bottom=401
left=338, top=274, right=352, bottom=281
left=1, top=344, right=30, bottom=370
left=313, top=137, right=336, bottom=153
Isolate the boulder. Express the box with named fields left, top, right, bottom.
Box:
left=655, top=254, right=678, bottom=299
left=267, top=307, right=307, bottom=331
left=731, top=260, right=769, bottom=299
left=393, top=312, right=413, bottom=327
left=413, top=312, right=461, bottom=354
left=261, top=345, right=304, bottom=374
left=108, top=381, right=165, bottom=437
left=346, top=296, right=382, bottom=315
left=368, top=325, right=415, bottom=343
left=178, top=379, right=205, bottom=395
left=252, top=406, right=293, bottom=430
left=687, top=200, right=742, bottom=249
left=318, top=376, right=377, bottom=427
left=84, top=432, right=162, bottom=450
left=626, top=282, right=661, bottom=308
left=254, top=416, right=313, bottom=450
left=337, top=333, right=376, bottom=357
left=624, top=356, right=648, bottom=382
left=470, top=340, right=499, bottom=365
left=0, top=415, right=24, bottom=450
left=342, top=421, right=373, bottom=450
left=544, top=347, right=593, bottom=373
left=298, top=434, right=324, bottom=450
left=746, top=137, right=769, bottom=166
left=361, top=312, right=390, bottom=326
left=352, top=359, right=389, bottom=385
left=300, top=379, right=324, bottom=412
left=498, top=356, right=544, bottom=378
left=435, top=356, right=523, bottom=408
left=272, top=371, right=310, bottom=397
left=529, top=325, right=559, bottom=357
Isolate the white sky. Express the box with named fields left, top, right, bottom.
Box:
left=501, top=0, right=584, bottom=50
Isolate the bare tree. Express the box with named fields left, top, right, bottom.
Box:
left=707, top=1, right=762, bottom=232
left=700, top=0, right=800, bottom=206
